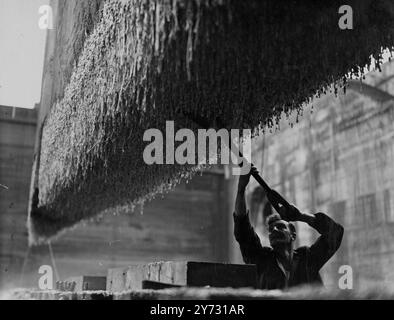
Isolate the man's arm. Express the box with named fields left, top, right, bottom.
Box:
left=234, top=167, right=268, bottom=265
left=281, top=206, right=344, bottom=271
left=306, top=212, right=344, bottom=271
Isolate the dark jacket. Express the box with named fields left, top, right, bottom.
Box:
left=234, top=212, right=344, bottom=290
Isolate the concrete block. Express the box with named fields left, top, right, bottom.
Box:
left=107, top=261, right=257, bottom=292
left=107, top=268, right=128, bottom=293
left=61, top=276, right=106, bottom=292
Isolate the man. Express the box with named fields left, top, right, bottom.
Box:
left=234, top=167, right=344, bottom=290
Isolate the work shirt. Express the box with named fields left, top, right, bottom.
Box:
left=233, top=212, right=344, bottom=290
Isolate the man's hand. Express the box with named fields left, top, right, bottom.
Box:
left=238, top=166, right=259, bottom=192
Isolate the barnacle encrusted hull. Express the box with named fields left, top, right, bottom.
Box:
left=30, top=0, right=394, bottom=244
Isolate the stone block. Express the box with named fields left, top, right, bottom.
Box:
left=61, top=276, right=107, bottom=292
left=107, top=261, right=257, bottom=292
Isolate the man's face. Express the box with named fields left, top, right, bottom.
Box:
left=268, top=219, right=295, bottom=247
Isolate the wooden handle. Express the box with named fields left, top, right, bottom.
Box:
left=183, top=112, right=291, bottom=213
left=239, top=151, right=290, bottom=213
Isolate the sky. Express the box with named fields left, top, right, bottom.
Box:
left=0, top=0, right=49, bottom=109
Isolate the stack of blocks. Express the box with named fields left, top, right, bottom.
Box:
left=56, top=261, right=258, bottom=293
left=107, top=261, right=258, bottom=292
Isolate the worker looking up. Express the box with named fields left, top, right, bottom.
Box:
left=234, top=166, right=344, bottom=290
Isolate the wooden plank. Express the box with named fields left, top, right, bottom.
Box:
left=186, top=262, right=257, bottom=289
left=142, top=280, right=182, bottom=290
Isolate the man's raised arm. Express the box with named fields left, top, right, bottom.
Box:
left=279, top=205, right=344, bottom=272
left=234, top=167, right=267, bottom=265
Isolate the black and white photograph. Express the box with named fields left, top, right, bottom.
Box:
left=0, top=0, right=394, bottom=309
